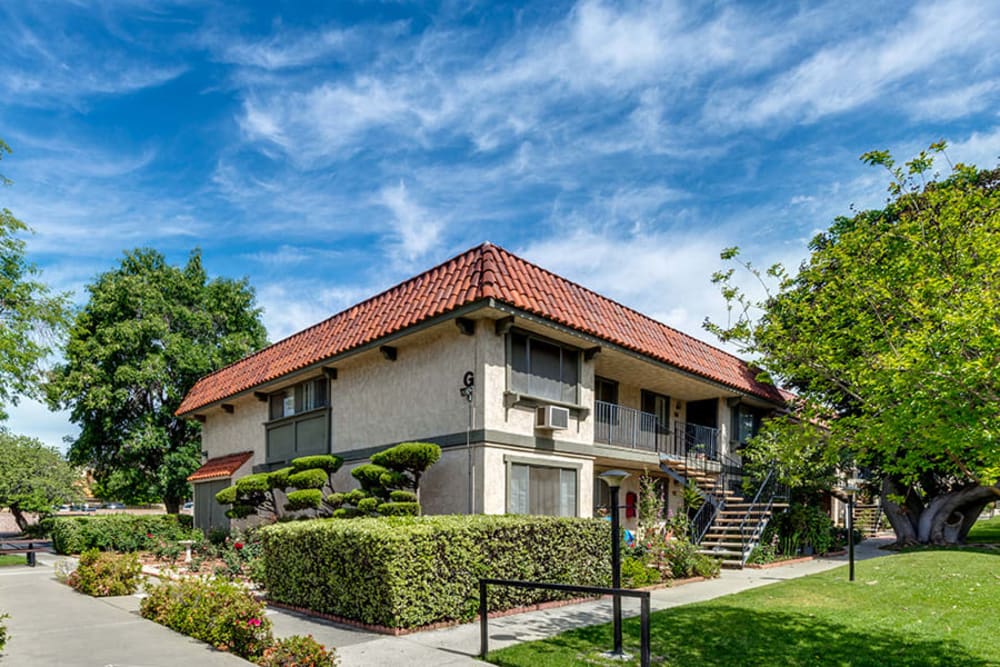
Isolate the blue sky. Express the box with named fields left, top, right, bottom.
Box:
left=2, top=0, right=999, bottom=449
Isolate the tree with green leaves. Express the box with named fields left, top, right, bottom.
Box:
left=708, top=143, right=1000, bottom=546
left=0, top=139, right=69, bottom=419
left=47, top=249, right=267, bottom=513
left=0, top=431, right=79, bottom=531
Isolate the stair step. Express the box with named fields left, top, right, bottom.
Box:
left=697, top=548, right=746, bottom=557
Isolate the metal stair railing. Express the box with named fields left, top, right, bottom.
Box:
left=736, top=467, right=787, bottom=566
left=689, top=452, right=743, bottom=544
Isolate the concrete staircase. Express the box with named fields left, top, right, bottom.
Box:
left=697, top=500, right=788, bottom=568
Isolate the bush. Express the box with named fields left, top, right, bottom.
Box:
left=692, top=553, right=722, bottom=578
left=376, top=502, right=420, bottom=517
left=259, top=515, right=610, bottom=628
left=389, top=490, right=417, bottom=503
left=767, top=504, right=836, bottom=555
left=140, top=577, right=273, bottom=661
left=291, top=455, right=343, bottom=474
left=50, top=514, right=199, bottom=554
left=257, top=634, right=338, bottom=667
left=287, top=469, right=328, bottom=490
left=67, top=549, right=142, bottom=596
left=0, top=611, right=8, bottom=651
left=621, top=555, right=661, bottom=588
left=285, top=489, right=323, bottom=511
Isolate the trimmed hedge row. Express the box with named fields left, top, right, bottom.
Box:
left=48, top=514, right=198, bottom=554
left=259, top=515, right=611, bottom=629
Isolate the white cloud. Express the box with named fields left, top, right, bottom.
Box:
left=377, top=181, right=444, bottom=262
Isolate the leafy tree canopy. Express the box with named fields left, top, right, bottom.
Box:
left=47, top=248, right=267, bottom=512
left=0, top=138, right=69, bottom=419
left=0, top=431, right=80, bottom=530
left=708, top=144, right=1000, bottom=545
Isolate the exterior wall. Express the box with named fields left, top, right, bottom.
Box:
left=200, top=394, right=268, bottom=461
left=479, top=444, right=593, bottom=518
left=481, top=327, right=596, bottom=445
left=331, top=324, right=477, bottom=451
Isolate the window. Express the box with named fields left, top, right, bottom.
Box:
left=732, top=404, right=764, bottom=447
left=269, top=378, right=328, bottom=420
left=509, top=331, right=580, bottom=404
left=508, top=462, right=577, bottom=517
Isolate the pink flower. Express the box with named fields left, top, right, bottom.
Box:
left=247, top=618, right=261, bottom=627
left=146, top=532, right=153, bottom=539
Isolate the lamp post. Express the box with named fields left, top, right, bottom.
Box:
left=844, top=478, right=862, bottom=582
left=598, top=469, right=630, bottom=658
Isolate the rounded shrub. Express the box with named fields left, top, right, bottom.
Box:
left=67, top=549, right=142, bottom=597
left=291, top=455, right=343, bottom=474
left=326, top=492, right=345, bottom=508
left=350, top=464, right=389, bottom=493
left=140, top=577, right=273, bottom=661
left=215, top=486, right=238, bottom=505
left=376, top=502, right=420, bottom=517
left=285, top=489, right=323, bottom=511
left=257, top=634, right=337, bottom=667
left=287, top=468, right=328, bottom=490
left=342, top=489, right=368, bottom=506
left=370, top=442, right=441, bottom=472
left=389, top=490, right=417, bottom=503
left=267, top=467, right=294, bottom=490
left=356, top=497, right=379, bottom=513
left=235, top=473, right=271, bottom=494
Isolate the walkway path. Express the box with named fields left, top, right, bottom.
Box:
left=0, top=538, right=894, bottom=666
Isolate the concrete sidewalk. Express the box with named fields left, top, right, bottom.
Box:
left=0, top=538, right=894, bottom=666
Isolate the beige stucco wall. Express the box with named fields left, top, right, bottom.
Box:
left=479, top=444, right=594, bottom=517
left=481, top=326, right=596, bottom=444
left=330, top=323, right=477, bottom=451
left=200, top=394, right=268, bottom=461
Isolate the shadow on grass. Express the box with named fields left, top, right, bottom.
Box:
left=489, top=605, right=994, bottom=667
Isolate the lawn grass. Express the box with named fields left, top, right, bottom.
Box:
left=967, top=514, right=1000, bottom=543
left=0, top=554, right=29, bottom=567
left=488, top=550, right=999, bottom=667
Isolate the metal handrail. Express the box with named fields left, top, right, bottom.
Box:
left=736, top=467, right=781, bottom=564
left=689, top=452, right=743, bottom=543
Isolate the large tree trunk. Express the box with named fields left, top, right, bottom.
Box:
left=8, top=503, right=29, bottom=532
left=882, top=477, right=998, bottom=546
left=163, top=497, right=180, bottom=514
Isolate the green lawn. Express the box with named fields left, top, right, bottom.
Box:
left=0, top=554, right=29, bottom=567
left=488, top=550, right=999, bottom=667
left=967, top=514, right=1000, bottom=543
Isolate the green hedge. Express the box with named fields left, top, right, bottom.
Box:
left=49, top=514, right=198, bottom=554
left=259, top=515, right=611, bottom=629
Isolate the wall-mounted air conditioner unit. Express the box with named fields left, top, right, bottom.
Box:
left=536, top=405, right=570, bottom=430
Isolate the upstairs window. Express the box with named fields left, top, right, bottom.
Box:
left=509, top=331, right=580, bottom=404
left=269, top=378, right=328, bottom=420
left=732, top=404, right=764, bottom=446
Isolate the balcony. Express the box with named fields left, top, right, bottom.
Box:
left=593, top=400, right=719, bottom=459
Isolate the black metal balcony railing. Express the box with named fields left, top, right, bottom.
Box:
left=593, top=400, right=719, bottom=459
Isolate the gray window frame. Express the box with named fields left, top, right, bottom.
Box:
left=504, top=454, right=582, bottom=517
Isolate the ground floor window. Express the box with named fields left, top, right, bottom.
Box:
left=508, top=462, right=577, bottom=517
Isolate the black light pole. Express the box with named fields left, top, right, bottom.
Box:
left=845, top=478, right=860, bottom=582
left=599, top=469, right=630, bottom=658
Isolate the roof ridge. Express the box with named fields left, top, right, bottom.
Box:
left=489, top=244, right=756, bottom=370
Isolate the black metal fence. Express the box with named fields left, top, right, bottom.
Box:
left=478, top=578, right=651, bottom=667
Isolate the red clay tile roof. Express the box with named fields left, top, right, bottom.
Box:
left=186, top=452, right=254, bottom=482
left=178, top=242, right=785, bottom=415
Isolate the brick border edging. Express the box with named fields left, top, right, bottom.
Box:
left=264, top=574, right=712, bottom=635
left=745, top=550, right=847, bottom=569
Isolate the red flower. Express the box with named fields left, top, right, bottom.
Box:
left=146, top=532, right=153, bottom=538
left=234, top=542, right=243, bottom=550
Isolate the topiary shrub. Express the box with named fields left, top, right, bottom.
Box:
left=377, top=502, right=420, bottom=517
left=258, top=515, right=610, bottom=629
left=389, top=490, right=417, bottom=503
left=291, top=455, right=343, bottom=474
left=140, top=577, right=273, bottom=661
left=356, top=497, right=379, bottom=514
left=287, top=468, right=328, bottom=490
left=257, top=634, right=338, bottom=667
left=49, top=514, right=199, bottom=554
left=350, top=464, right=390, bottom=497
left=369, top=442, right=441, bottom=499
left=66, top=549, right=142, bottom=596
left=285, top=489, right=323, bottom=512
